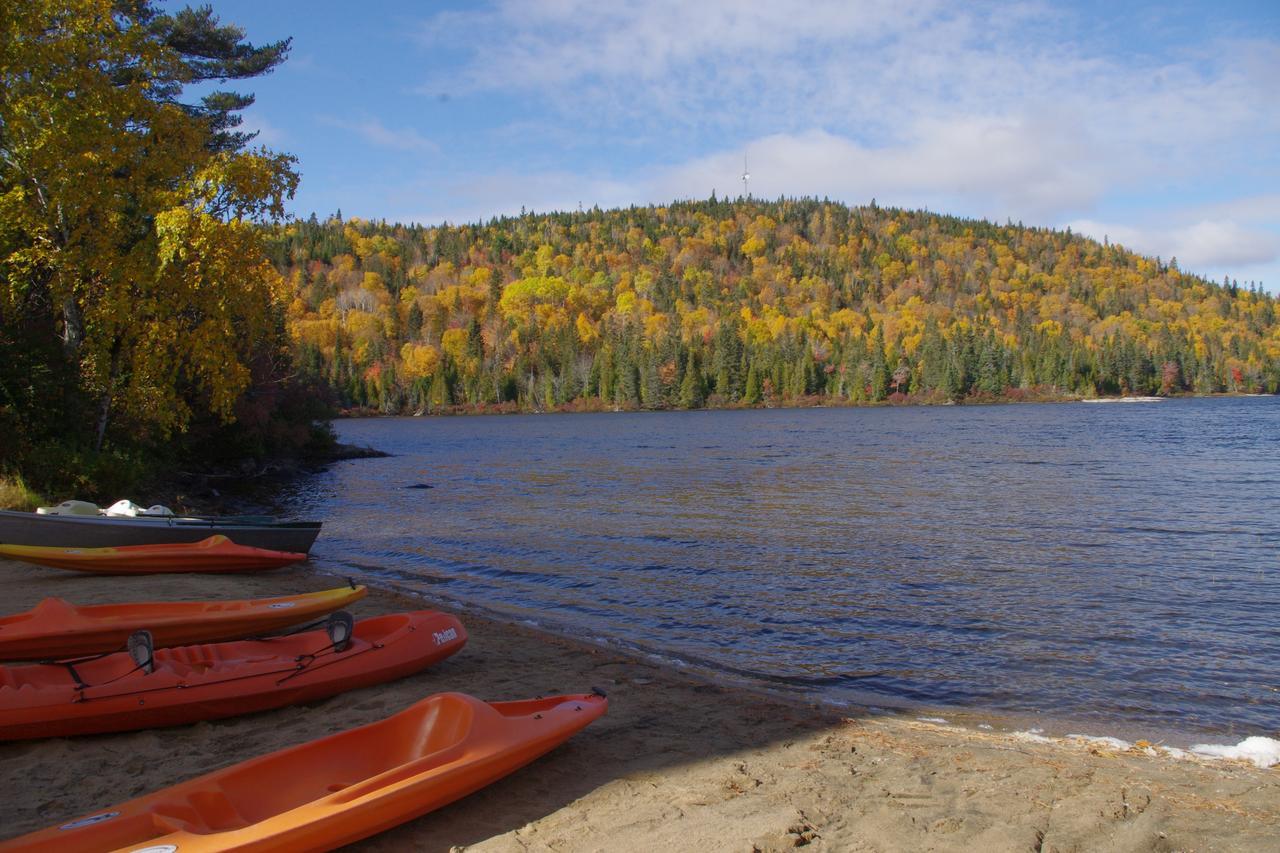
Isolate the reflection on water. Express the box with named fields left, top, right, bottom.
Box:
left=279, top=397, right=1280, bottom=739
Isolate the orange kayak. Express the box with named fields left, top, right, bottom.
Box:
left=0, top=690, right=606, bottom=852
left=0, top=534, right=306, bottom=573
left=0, top=585, right=367, bottom=662
left=0, top=610, right=466, bottom=739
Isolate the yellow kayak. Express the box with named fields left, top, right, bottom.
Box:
left=0, top=585, right=366, bottom=661
left=0, top=534, right=306, bottom=574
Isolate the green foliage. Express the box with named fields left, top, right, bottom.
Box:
left=742, top=363, right=762, bottom=404
left=17, top=442, right=151, bottom=503
left=679, top=351, right=704, bottom=409
left=0, top=474, right=43, bottom=511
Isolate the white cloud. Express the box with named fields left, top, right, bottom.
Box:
left=1069, top=217, right=1280, bottom=275
left=417, top=2, right=1277, bottom=136
left=416, top=2, right=1278, bottom=220
left=1186, top=194, right=1280, bottom=224
left=1066, top=193, right=1280, bottom=280
left=318, top=116, right=437, bottom=153
left=421, top=0, right=938, bottom=89
left=1177, top=220, right=1280, bottom=268
left=400, top=1, right=1279, bottom=289
left=644, top=122, right=1104, bottom=222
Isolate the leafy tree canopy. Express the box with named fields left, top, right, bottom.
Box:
left=0, top=0, right=299, bottom=478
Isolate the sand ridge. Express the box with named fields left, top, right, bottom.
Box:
left=0, top=558, right=1275, bottom=851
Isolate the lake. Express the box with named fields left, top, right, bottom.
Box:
left=279, top=397, right=1279, bottom=742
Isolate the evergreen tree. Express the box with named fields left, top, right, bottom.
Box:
left=679, top=351, right=704, bottom=409
left=742, top=362, right=761, bottom=404
left=640, top=356, right=663, bottom=410
left=868, top=326, right=889, bottom=401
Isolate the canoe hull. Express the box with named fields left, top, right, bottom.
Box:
left=0, top=509, right=321, bottom=553
left=0, top=692, right=607, bottom=853
left=0, top=611, right=466, bottom=739
left=0, top=535, right=306, bottom=574
left=0, top=585, right=368, bottom=661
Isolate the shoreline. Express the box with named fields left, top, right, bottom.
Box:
left=1, top=558, right=1277, bottom=850
left=330, top=567, right=1278, bottom=755
left=332, top=389, right=1277, bottom=420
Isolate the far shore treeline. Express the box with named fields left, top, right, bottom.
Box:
left=2, top=3, right=1278, bottom=506
left=270, top=204, right=1279, bottom=416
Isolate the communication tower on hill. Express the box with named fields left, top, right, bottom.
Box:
left=741, top=155, right=751, bottom=198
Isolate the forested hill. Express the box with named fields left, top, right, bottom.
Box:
left=267, top=199, right=1280, bottom=414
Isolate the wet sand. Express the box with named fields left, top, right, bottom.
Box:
left=0, top=558, right=1276, bottom=851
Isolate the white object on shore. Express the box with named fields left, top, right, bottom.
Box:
left=35, top=500, right=100, bottom=516
left=1012, top=730, right=1054, bottom=743
left=104, top=499, right=144, bottom=517
left=1080, top=396, right=1164, bottom=403
left=1190, top=736, right=1280, bottom=769
left=1066, top=734, right=1133, bottom=750
left=1061, top=732, right=1279, bottom=767
left=103, top=500, right=175, bottom=518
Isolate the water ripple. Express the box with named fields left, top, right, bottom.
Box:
left=289, top=398, right=1280, bottom=741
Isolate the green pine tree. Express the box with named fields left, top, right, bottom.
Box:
left=742, top=362, right=761, bottom=404
left=679, top=351, right=704, bottom=409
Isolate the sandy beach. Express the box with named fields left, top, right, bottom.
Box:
left=0, top=557, right=1276, bottom=852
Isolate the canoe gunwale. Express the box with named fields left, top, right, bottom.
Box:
left=0, top=510, right=321, bottom=553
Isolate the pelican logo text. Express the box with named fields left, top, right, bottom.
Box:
left=432, top=628, right=458, bottom=646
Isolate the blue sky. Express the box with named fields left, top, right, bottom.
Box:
left=182, top=1, right=1279, bottom=290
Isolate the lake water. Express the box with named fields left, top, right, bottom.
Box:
left=279, top=397, right=1279, bottom=742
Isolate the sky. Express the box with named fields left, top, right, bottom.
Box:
left=178, top=0, right=1279, bottom=291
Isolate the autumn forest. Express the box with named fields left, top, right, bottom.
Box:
left=273, top=201, right=1280, bottom=415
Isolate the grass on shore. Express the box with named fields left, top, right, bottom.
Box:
left=0, top=474, right=43, bottom=511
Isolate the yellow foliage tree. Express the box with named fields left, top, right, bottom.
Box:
left=400, top=342, right=440, bottom=380
left=0, top=0, right=297, bottom=451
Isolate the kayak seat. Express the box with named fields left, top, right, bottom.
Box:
left=127, top=631, right=154, bottom=675
left=155, top=643, right=279, bottom=678
left=0, top=669, right=33, bottom=691
left=156, top=644, right=221, bottom=675
left=327, top=696, right=477, bottom=805
left=149, top=789, right=252, bottom=832
left=0, top=663, right=66, bottom=692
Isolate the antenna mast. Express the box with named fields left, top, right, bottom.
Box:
left=741, top=155, right=750, bottom=198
